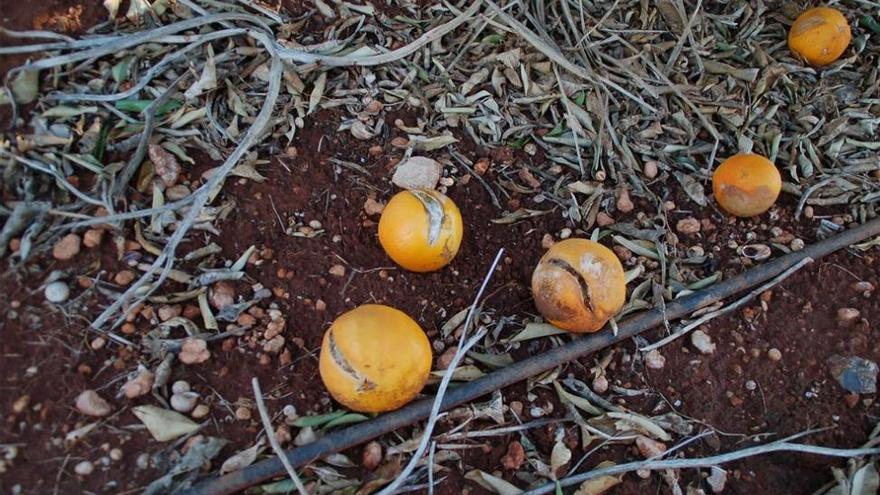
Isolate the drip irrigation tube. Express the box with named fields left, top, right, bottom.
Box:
left=188, top=217, right=880, bottom=495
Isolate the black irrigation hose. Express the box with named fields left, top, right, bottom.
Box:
left=188, top=217, right=880, bottom=495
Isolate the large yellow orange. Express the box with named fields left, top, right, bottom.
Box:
left=319, top=305, right=432, bottom=413
left=712, top=154, right=781, bottom=217
left=378, top=190, right=463, bottom=272
left=788, top=7, right=851, bottom=66
left=531, top=239, right=626, bottom=333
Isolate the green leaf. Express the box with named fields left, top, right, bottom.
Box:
left=481, top=33, right=505, bottom=45
left=861, top=14, right=880, bottom=34
left=112, top=57, right=133, bottom=84
left=11, top=70, right=39, bottom=104
left=467, top=351, right=514, bottom=369
left=291, top=410, right=346, bottom=428
left=511, top=323, right=567, bottom=342
left=115, top=99, right=182, bottom=115
left=93, top=122, right=111, bottom=163
left=546, top=121, right=566, bottom=137
left=574, top=92, right=586, bottom=106
left=322, top=413, right=370, bottom=430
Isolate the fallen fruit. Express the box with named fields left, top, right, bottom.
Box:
left=788, top=7, right=851, bottom=66
left=712, top=154, right=781, bottom=217
left=319, top=304, right=432, bottom=412
left=378, top=190, right=463, bottom=272
left=531, top=239, right=626, bottom=332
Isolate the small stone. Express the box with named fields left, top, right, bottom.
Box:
left=500, top=441, right=525, bottom=470
left=90, top=336, right=107, bottom=350
left=707, top=467, right=727, bottom=493
left=362, top=441, right=383, bottom=470
left=676, top=217, right=701, bottom=235
left=643, top=160, right=659, bottom=179
left=745, top=380, right=757, bottom=391
left=437, top=347, right=456, bottom=369
left=122, top=370, right=155, bottom=399
left=851, top=281, right=875, bottom=294
left=612, top=245, right=632, bottom=261
left=237, top=314, right=257, bottom=328
left=392, top=156, right=442, bottom=190
left=135, top=453, right=150, bottom=470
left=75, top=390, right=112, bottom=417
left=315, top=299, right=327, bottom=312
left=645, top=350, right=666, bottom=369
left=114, top=270, right=136, bottom=285
left=616, top=188, right=634, bottom=213
left=591, top=375, right=609, bottom=394
left=191, top=404, right=210, bottom=419
left=541, top=233, right=556, bottom=249
left=363, top=198, right=385, bottom=216
left=790, top=238, right=805, bottom=251
left=836, top=308, right=861, bottom=326
left=636, top=469, right=651, bottom=479
left=165, top=184, right=191, bottom=201
left=172, top=381, right=191, bottom=394
left=596, top=212, right=614, bottom=227
left=74, top=461, right=94, bottom=476
left=691, top=330, right=716, bottom=355
left=767, top=348, right=782, bottom=361
left=275, top=424, right=292, bottom=444
left=83, top=229, right=105, bottom=248
left=157, top=305, right=182, bottom=322
left=308, top=220, right=322, bottom=229
left=12, top=395, right=29, bottom=414
left=828, top=355, right=878, bottom=394
left=44, top=281, right=70, bottom=303
left=635, top=435, right=666, bottom=458
left=235, top=406, right=252, bottom=421
left=329, top=264, right=346, bottom=277
left=170, top=392, right=200, bottom=413
left=179, top=338, right=211, bottom=365
left=52, top=234, right=82, bottom=260
left=294, top=426, right=316, bottom=446
left=109, top=449, right=123, bottom=462
left=559, top=228, right=572, bottom=239
left=210, top=282, right=235, bottom=310
left=263, top=336, right=285, bottom=354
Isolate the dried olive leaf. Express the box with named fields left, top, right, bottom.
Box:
left=550, top=441, right=572, bottom=478
left=103, top=0, right=121, bottom=18
left=411, top=134, right=458, bottom=151
left=231, top=163, right=268, bottom=183
left=573, top=462, right=621, bottom=495
left=673, top=172, right=707, bottom=206
left=292, top=410, right=347, bottom=428
left=852, top=462, right=880, bottom=495
left=220, top=439, right=264, bottom=474
left=464, top=470, right=523, bottom=495
left=126, top=0, right=152, bottom=23
left=133, top=405, right=200, bottom=442
left=308, top=72, right=327, bottom=115
left=511, top=323, right=567, bottom=342
left=11, top=70, right=39, bottom=104
left=42, top=106, right=99, bottom=118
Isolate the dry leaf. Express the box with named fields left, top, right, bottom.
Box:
left=465, top=470, right=523, bottom=495
left=308, top=72, right=327, bottom=115
left=103, top=0, right=121, bottom=18
left=550, top=441, right=572, bottom=478
left=220, top=440, right=264, bottom=474
left=126, top=0, right=152, bottom=23
left=133, top=405, right=200, bottom=441
left=574, top=463, right=622, bottom=495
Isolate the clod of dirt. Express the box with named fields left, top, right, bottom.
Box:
left=179, top=338, right=211, bottom=364
left=643, top=160, right=659, bottom=179
left=44, top=281, right=70, bottom=303
left=74, top=460, right=94, bottom=476
left=328, top=264, right=346, bottom=277
left=391, top=156, right=441, bottom=190
left=90, top=336, right=106, bottom=350
left=635, top=435, right=667, bottom=458
left=836, top=307, right=861, bottom=326
left=210, top=281, right=235, bottom=309
left=691, top=330, right=716, bottom=355
left=122, top=369, right=155, bottom=399
left=363, top=197, right=385, bottom=216
left=170, top=392, right=200, bottom=413
left=52, top=233, right=81, bottom=260
left=75, top=390, right=112, bottom=417
left=616, top=188, right=634, bottom=213
left=500, top=441, right=525, bottom=470
left=828, top=355, right=878, bottom=394
left=362, top=441, right=383, bottom=470
left=676, top=217, right=701, bottom=235
left=157, top=305, right=182, bottom=322
left=148, top=144, right=181, bottom=187
left=114, top=270, right=136, bottom=285
left=596, top=212, right=614, bottom=227
left=644, top=350, right=666, bottom=369
left=263, top=335, right=285, bottom=354
left=82, top=228, right=104, bottom=248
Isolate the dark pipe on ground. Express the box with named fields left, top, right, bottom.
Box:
left=189, top=217, right=880, bottom=495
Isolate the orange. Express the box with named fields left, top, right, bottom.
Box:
left=788, top=7, right=851, bottom=66
left=712, top=154, right=781, bottom=217
left=319, top=305, right=432, bottom=413
left=378, top=190, right=463, bottom=272
left=531, top=239, right=626, bottom=333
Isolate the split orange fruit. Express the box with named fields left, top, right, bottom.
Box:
left=712, top=154, right=782, bottom=217
left=788, top=7, right=851, bottom=66
left=531, top=239, right=626, bottom=333
left=378, top=190, right=463, bottom=272
left=319, top=304, right=432, bottom=413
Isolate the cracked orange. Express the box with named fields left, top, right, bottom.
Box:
left=788, top=7, right=851, bottom=66
left=319, top=304, right=432, bottom=413
left=378, top=190, right=463, bottom=272
left=712, top=153, right=782, bottom=217
left=531, top=239, right=626, bottom=333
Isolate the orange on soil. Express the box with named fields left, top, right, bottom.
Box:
left=531, top=239, right=626, bottom=333
left=319, top=304, right=432, bottom=413
left=788, top=7, right=851, bottom=66
left=712, top=154, right=782, bottom=218
left=378, top=190, right=463, bottom=272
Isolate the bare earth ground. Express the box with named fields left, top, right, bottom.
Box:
left=1, top=2, right=879, bottom=495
